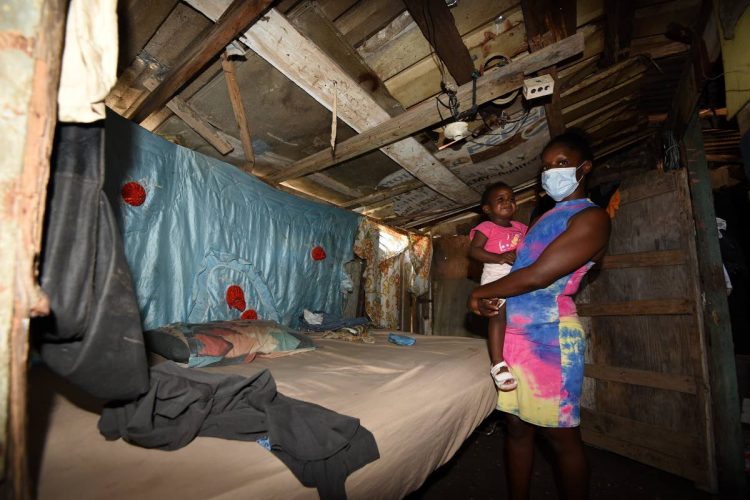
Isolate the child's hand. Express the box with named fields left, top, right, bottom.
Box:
left=494, top=250, right=516, bottom=265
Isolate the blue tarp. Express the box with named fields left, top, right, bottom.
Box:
left=104, top=113, right=361, bottom=330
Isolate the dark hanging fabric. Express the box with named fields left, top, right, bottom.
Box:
left=34, top=122, right=149, bottom=400
left=98, top=362, right=379, bottom=500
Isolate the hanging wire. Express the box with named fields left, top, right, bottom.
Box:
left=663, top=130, right=680, bottom=171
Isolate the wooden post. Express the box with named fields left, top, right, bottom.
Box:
left=520, top=0, right=576, bottom=136
left=0, top=0, right=67, bottom=497
left=221, top=52, right=256, bottom=172
left=683, top=115, right=747, bottom=498
left=403, top=0, right=475, bottom=85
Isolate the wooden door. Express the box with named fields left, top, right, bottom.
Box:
left=577, top=169, right=717, bottom=490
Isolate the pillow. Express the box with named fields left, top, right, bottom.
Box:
left=143, top=320, right=315, bottom=368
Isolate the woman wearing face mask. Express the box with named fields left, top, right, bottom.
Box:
left=468, top=131, right=611, bottom=500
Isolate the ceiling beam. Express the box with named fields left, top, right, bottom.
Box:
left=521, top=0, right=576, bottom=137
left=221, top=52, right=255, bottom=172
left=142, top=76, right=234, bottom=155
left=403, top=0, right=475, bottom=85
left=129, top=0, right=274, bottom=123
left=188, top=1, right=481, bottom=204
left=270, top=33, right=584, bottom=183
left=601, top=0, right=634, bottom=66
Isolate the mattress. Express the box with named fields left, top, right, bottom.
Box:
left=32, top=332, right=496, bottom=499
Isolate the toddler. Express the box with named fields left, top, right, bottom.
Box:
left=469, top=182, right=527, bottom=391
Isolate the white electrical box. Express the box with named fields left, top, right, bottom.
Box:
left=522, top=75, right=555, bottom=100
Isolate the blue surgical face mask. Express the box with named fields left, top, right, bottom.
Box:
left=541, top=162, right=585, bottom=202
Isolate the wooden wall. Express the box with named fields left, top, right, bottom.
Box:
left=576, top=169, right=716, bottom=489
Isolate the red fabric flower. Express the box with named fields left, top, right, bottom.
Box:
left=241, top=309, right=258, bottom=320
left=311, top=246, right=326, bottom=261
left=226, top=285, right=246, bottom=311
left=121, top=181, right=147, bottom=206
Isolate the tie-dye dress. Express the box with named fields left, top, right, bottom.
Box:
left=497, top=198, right=597, bottom=428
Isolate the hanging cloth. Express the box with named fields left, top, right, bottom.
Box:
left=34, top=123, right=149, bottom=400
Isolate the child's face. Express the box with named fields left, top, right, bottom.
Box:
left=482, top=187, right=516, bottom=220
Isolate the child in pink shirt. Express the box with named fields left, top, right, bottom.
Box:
left=469, top=182, right=527, bottom=391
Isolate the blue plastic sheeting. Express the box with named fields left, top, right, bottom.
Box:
left=103, top=113, right=361, bottom=330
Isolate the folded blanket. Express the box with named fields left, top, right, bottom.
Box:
left=99, top=361, right=379, bottom=500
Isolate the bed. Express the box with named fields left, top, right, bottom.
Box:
left=31, top=332, right=497, bottom=499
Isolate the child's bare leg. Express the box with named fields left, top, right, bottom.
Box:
left=487, top=307, right=506, bottom=365
left=489, top=304, right=516, bottom=391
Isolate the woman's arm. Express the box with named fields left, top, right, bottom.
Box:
left=469, top=207, right=610, bottom=312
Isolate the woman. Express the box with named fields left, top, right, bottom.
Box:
left=468, top=132, right=611, bottom=500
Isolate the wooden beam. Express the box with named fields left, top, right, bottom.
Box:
left=403, top=0, right=475, bottom=85
left=338, top=179, right=424, bottom=209
left=600, top=250, right=688, bottom=269
left=130, top=0, right=274, bottom=123
left=577, top=298, right=694, bottom=317
left=142, top=77, right=233, bottom=155
left=335, top=0, right=406, bottom=47
left=601, top=0, right=634, bottom=66
left=141, top=58, right=224, bottom=132
left=220, top=53, right=255, bottom=172
left=1, top=0, right=67, bottom=495
left=117, top=0, right=179, bottom=73
left=683, top=116, right=747, bottom=498
left=584, top=364, right=697, bottom=394
left=520, top=0, right=575, bottom=136
left=269, top=33, right=583, bottom=183
left=581, top=428, right=705, bottom=482
left=581, top=408, right=702, bottom=464
left=188, top=1, right=480, bottom=204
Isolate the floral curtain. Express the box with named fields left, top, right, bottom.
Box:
left=353, top=219, right=432, bottom=329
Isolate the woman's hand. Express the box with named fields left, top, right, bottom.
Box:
left=468, top=295, right=502, bottom=317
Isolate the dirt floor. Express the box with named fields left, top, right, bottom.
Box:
left=406, top=411, right=719, bottom=500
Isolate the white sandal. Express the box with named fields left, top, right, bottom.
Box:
left=490, top=361, right=517, bottom=391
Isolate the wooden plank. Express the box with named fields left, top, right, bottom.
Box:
left=130, top=0, right=274, bottom=123
left=335, top=0, right=405, bottom=46
left=683, top=117, right=747, bottom=498
left=1, top=0, right=67, bottom=495
left=184, top=2, right=481, bottom=203
left=577, top=298, right=694, bottom=316
left=520, top=0, right=575, bottom=136
left=403, top=0, right=475, bottom=85
left=581, top=408, right=703, bottom=464
left=220, top=53, right=255, bottom=171
left=560, top=56, right=643, bottom=106
left=361, top=0, right=517, bottom=81
left=601, top=0, right=634, bottom=66
left=595, top=130, right=656, bottom=159
left=383, top=11, right=528, bottom=108
left=561, top=72, right=644, bottom=122
left=141, top=59, right=224, bottom=132
left=600, top=250, right=687, bottom=269
left=584, top=364, right=697, bottom=394
left=117, top=0, right=179, bottom=72
left=270, top=34, right=582, bottom=183
left=582, top=428, right=704, bottom=482
left=617, top=171, right=675, bottom=205
left=339, top=179, right=423, bottom=209
left=316, top=0, right=358, bottom=21
left=142, top=77, right=233, bottom=155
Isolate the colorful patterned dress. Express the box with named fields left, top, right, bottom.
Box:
left=497, top=198, right=598, bottom=428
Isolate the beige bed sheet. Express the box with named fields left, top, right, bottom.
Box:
left=33, top=332, right=496, bottom=499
